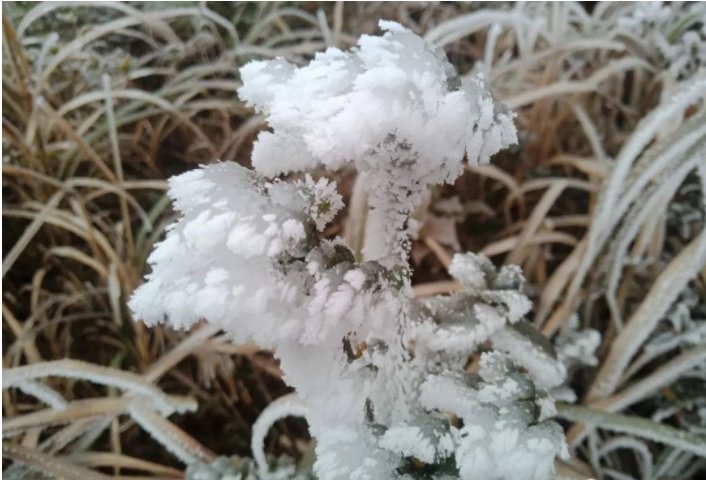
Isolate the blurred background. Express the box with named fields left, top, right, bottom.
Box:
left=3, top=2, right=705, bottom=479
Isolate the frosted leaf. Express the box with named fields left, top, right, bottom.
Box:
left=494, top=264, right=526, bottom=291
left=419, top=372, right=483, bottom=422
left=422, top=319, right=501, bottom=353
left=379, top=418, right=455, bottom=464
left=134, top=171, right=568, bottom=478
left=129, top=161, right=355, bottom=347
left=491, top=325, right=567, bottom=390
left=421, top=253, right=534, bottom=355
left=453, top=408, right=566, bottom=480
left=535, top=392, right=559, bottom=421
left=476, top=376, right=523, bottom=405
left=480, top=290, right=532, bottom=324
left=462, top=76, right=518, bottom=165
left=419, top=356, right=566, bottom=480
left=420, top=292, right=509, bottom=353
left=457, top=421, right=565, bottom=480
left=448, top=253, right=495, bottom=291
left=477, top=354, right=536, bottom=407
left=314, top=426, right=399, bottom=480
left=477, top=350, right=511, bottom=383
left=473, top=303, right=509, bottom=337
left=168, top=168, right=215, bottom=211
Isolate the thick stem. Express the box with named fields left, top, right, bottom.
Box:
left=359, top=156, right=425, bottom=271
left=362, top=182, right=417, bottom=269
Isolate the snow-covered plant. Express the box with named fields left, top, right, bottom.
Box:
left=130, top=21, right=569, bottom=479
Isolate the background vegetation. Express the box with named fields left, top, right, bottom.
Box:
left=3, top=2, right=705, bottom=479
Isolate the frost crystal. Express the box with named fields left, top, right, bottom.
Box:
left=131, top=20, right=570, bottom=480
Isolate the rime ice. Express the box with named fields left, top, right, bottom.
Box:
left=240, top=21, right=516, bottom=268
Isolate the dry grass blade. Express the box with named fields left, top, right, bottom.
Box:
left=505, top=57, right=654, bottom=109
left=506, top=180, right=568, bottom=265
left=556, top=403, right=706, bottom=457
left=590, top=345, right=706, bottom=413
left=422, top=235, right=453, bottom=268
left=4, top=205, right=129, bottom=282
left=36, top=98, right=117, bottom=181
left=15, top=379, right=68, bottom=410
left=68, top=452, right=183, bottom=478
left=128, top=403, right=216, bottom=465
left=2, top=443, right=112, bottom=480
left=2, top=397, right=130, bottom=435
left=3, top=359, right=197, bottom=414
left=2, top=302, right=43, bottom=363
left=547, top=155, right=607, bottom=178
left=17, top=2, right=177, bottom=39
left=537, top=239, right=586, bottom=333
left=102, top=74, right=134, bottom=259
left=2, top=190, right=64, bottom=277
left=48, top=246, right=109, bottom=278
left=144, top=323, right=222, bottom=383
left=481, top=231, right=578, bottom=258
left=603, top=151, right=704, bottom=327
